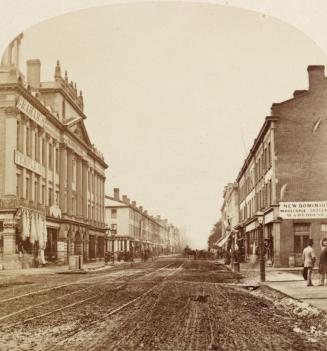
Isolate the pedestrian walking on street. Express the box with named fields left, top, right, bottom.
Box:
left=303, top=239, right=316, bottom=286
left=318, top=246, right=327, bottom=286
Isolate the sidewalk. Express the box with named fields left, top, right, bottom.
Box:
left=238, top=261, right=327, bottom=312
left=0, top=259, right=141, bottom=279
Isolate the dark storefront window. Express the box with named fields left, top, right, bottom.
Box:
left=45, top=228, right=58, bottom=261
left=74, top=232, right=82, bottom=255
left=89, top=235, right=96, bottom=259
left=97, top=237, right=104, bottom=257
left=294, top=223, right=310, bottom=253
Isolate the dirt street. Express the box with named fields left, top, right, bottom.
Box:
left=0, top=257, right=327, bottom=351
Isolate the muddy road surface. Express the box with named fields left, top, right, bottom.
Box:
left=0, top=257, right=327, bottom=351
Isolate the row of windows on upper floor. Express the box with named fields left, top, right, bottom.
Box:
left=16, top=120, right=104, bottom=193
left=111, top=208, right=162, bottom=230
left=239, top=179, right=273, bottom=222
left=109, top=223, right=166, bottom=243
left=239, top=142, right=272, bottom=201
left=16, top=169, right=105, bottom=222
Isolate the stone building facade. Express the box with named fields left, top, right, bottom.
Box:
left=235, top=65, right=327, bottom=267
left=0, top=35, right=108, bottom=268
left=105, top=188, right=181, bottom=257
left=221, top=183, right=239, bottom=234
left=218, top=183, right=240, bottom=252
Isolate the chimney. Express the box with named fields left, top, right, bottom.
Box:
left=139, top=206, right=143, bottom=212
left=113, top=188, right=120, bottom=201
left=122, top=195, right=128, bottom=203
left=144, top=210, right=148, bottom=215
left=26, top=59, right=41, bottom=90
left=132, top=201, right=136, bottom=207
left=307, top=65, right=325, bottom=91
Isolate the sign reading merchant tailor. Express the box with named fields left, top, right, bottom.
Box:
left=279, top=201, right=327, bottom=219
left=16, top=96, right=45, bottom=127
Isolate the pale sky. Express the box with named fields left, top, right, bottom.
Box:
left=3, top=2, right=327, bottom=248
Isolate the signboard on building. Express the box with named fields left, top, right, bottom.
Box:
left=15, top=150, right=42, bottom=175
left=16, top=96, right=45, bottom=127
left=279, top=202, right=327, bottom=219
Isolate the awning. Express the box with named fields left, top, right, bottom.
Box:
left=216, top=231, right=232, bottom=248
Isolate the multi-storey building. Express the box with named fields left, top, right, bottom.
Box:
left=218, top=183, right=240, bottom=250
left=0, top=35, right=108, bottom=268
left=105, top=188, right=180, bottom=257
left=221, top=183, right=239, bottom=234
left=235, top=65, right=327, bottom=267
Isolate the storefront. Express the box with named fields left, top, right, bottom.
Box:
left=45, top=227, right=58, bottom=262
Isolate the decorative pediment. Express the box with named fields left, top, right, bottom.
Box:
left=66, top=119, right=92, bottom=146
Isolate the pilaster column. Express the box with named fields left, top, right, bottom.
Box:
left=270, top=122, right=277, bottom=204
left=2, top=219, right=17, bottom=254
left=102, top=176, right=106, bottom=224
left=273, top=221, right=282, bottom=268
left=76, top=157, right=82, bottom=216
left=82, top=160, right=88, bottom=219
left=67, top=149, right=73, bottom=215
left=59, top=143, right=67, bottom=213
left=3, top=107, right=19, bottom=196
left=51, top=140, right=57, bottom=206
left=30, top=125, right=37, bottom=203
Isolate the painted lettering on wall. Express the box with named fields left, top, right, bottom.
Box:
left=279, top=202, right=327, bottom=219
left=16, top=96, right=45, bottom=127
left=15, top=150, right=42, bottom=175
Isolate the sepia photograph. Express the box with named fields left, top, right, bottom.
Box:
left=1, top=0, right=327, bottom=350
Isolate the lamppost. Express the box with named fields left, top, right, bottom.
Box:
left=256, top=211, right=265, bottom=282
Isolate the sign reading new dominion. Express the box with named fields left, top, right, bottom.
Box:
left=279, top=202, right=327, bottom=219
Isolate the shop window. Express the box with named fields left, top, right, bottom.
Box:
left=294, top=223, right=310, bottom=253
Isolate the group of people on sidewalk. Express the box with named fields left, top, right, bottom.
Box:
left=303, top=239, right=327, bottom=286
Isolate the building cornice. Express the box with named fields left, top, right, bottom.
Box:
left=39, top=87, right=86, bottom=119
left=0, top=83, right=108, bottom=169
left=236, top=116, right=279, bottom=182
left=105, top=196, right=169, bottom=229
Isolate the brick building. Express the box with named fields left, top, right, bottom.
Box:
left=235, top=65, right=327, bottom=267
left=0, top=35, right=108, bottom=268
